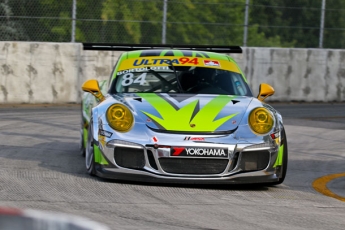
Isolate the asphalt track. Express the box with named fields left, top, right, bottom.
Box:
left=0, top=102, right=344, bottom=230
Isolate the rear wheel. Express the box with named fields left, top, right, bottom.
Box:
left=85, top=121, right=96, bottom=176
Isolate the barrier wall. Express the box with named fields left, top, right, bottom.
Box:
left=0, top=42, right=344, bottom=103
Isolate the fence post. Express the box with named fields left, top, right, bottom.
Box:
left=162, top=0, right=168, bottom=44
left=71, top=0, right=77, bottom=42
left=319, top=0, right=326, bottom=48
left=243, top=0, right=250, bottom=47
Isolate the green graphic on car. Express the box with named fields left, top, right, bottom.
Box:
left=137, top=93, right=238, bottom=131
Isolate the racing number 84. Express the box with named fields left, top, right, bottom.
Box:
left=121, top=73, right=147, bottom=86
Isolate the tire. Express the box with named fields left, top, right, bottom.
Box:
left=79, top=128, right=86, bottom=157
left=80, top=104, right=86, bottom=156
left=85, top=120, right=96, bottom=176
left=269, top=128, right=288, bottom=186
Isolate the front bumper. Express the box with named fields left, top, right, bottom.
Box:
left=95, top=164, right=280, bottom=184
left=95, top=134, right=281, bottom=184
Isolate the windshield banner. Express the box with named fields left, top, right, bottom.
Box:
left=118, top=57, right=240, bottom=73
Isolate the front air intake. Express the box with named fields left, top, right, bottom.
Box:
left=239, top=150, right=270, bottom=172
left=114, top=147, right=145, bottom=169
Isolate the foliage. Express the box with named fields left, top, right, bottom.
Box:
left=0, top=1, right=27, bottom=40
left=1, top=0, right=345, bottom=48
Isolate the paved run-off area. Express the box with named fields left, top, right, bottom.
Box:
left=0, top=103, right=344, bottom=230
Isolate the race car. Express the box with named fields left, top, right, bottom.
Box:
left=80, top=44, right=288, bottom=185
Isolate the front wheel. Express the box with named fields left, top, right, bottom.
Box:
left=79, top=104, right=86, bottom=156
left=79, top=128, right=86, bottom=157
left=270, top=128, right=288, bottom=186
left=85, top=121, right=96, bottom=176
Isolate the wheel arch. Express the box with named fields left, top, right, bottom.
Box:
left=91, top=107, right=99, bottom=143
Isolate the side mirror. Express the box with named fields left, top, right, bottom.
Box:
left=257, top=83, right=275, bottom=101
left=82, top=79, right=105, bottom=102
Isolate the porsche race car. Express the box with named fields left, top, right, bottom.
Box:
left=80, top=44, right=288, bottom=185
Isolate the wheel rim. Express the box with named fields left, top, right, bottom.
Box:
left=85, top=127, right=94, bottom=169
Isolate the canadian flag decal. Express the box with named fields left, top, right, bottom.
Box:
left=204, top=60, right=220, bottom=67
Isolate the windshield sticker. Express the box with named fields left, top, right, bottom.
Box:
left=117, top=66, right=169, bottom=76
left=118, top=57, right=241, bottom=73
left=133, top=57, right=199, bottom=66
left=204, top=60, right=220, bottom=67
left=121, top=73, right=147, bottom=86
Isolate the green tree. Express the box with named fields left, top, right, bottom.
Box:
left=101, top=0, right=162, bottom=43
left=323, top=0, right=345, bottom=48
left=39, top=0, right=73, bottom=42
left=165, top=0, right=245, bottom=45
left=248, top=0, right=345, bottom=48
left=0, top=0, right=27, bottom=40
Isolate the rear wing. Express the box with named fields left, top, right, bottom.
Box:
left=83, top=43, right=242, bottom=53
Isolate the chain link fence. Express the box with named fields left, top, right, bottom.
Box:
left=1, top=0, right=345, bottom=48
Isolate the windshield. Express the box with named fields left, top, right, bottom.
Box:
left=113, top=66, right=252, bottom=96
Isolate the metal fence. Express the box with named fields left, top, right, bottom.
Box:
left=1, top=0, right=344, bottom=48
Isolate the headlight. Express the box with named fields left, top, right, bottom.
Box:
left=248, top=107, right=274, bottom=134
left=106, top=104, right=134, bottom=132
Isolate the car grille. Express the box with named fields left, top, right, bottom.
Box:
left=159, top=158, right=229, bottom=174
left=239, top=150, right=270, bottom=172
left=114, top=147, right=145, bottom=169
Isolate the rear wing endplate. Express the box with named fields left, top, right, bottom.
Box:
left=83, top=43, right=242, bottom=53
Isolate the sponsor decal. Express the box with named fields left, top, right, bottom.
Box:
left=172, top=147, right=185, bottom=156
left=152, top=136, right=159, bottom=143
left=117, top=66, right=169, bottom=75
left=171, top=147, right=228, bottom=157
left=184, top=137, right=205, bottom=141
left=204, top=60, right=220, bottom=67
left=132, top=57, right=199, bottom=67
left=99, top=129, right=112, bottom=138
left=117, top=57, right=242, bottom=73
left=270, top=131, right=280, bottom=139
left=270, top=131, right=281, bottom=145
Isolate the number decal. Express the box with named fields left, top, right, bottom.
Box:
left=188, top=58, right=199, bottom=65
left=121, top=73, right=134, bottom=86
left=121, top=73, right=147, bottom=86
left=179, top=57, right=190, bottom=64
left=133, top=73, right=147, bottom=85
left=179, top=57, right=199, bottom=65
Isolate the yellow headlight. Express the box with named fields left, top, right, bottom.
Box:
left=106, top=104, right=134, bottom=132
left=248, top=107, right=274, bottom=134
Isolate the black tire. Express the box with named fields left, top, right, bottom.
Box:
left=80, top=103, right=86, bottom=156
left=85, top=120, right=96, bottom=176
left=79, top=128, right=86, bottom=157
left=269, top=128, right=288, bottom=186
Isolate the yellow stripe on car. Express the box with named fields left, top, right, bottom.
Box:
left=117, top=57, right=241, bottom=73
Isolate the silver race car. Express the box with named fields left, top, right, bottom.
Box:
left=80, top=44, right=287, bottom=185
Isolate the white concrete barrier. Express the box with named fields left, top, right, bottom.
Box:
left=0, top=42, right=344, bottom=103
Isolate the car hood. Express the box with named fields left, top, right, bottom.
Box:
left=116, top=93, right=252, bottom=133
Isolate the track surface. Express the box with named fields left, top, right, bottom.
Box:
left=0, top=103, right=344, bottom=230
